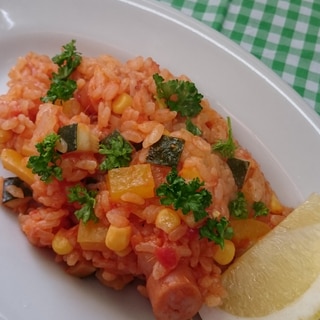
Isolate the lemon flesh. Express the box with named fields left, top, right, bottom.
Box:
left=206, top=193, right=320, bottom=318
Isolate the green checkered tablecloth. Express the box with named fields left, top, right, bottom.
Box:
left=157, top=0, right=320, bottom=115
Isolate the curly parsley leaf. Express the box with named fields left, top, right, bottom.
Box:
left=68, top=184, right=98, bottom=223
left=186, top=118, right=202, bottom=136
left=41, top=39, right=82, bottom=103
left=156, top=168, right=212, bottom=222
left=199, top=216, right=234, bottom=248
left=26, top=133, right=62, bottom=183
left=228, top=191, right=248, bottom=219
left=99, top=131, right=133, bottom=171
left=253, top=201, right=269, bottom=217
left=153, top=73, right=203, bottom=118
left=212, top=116, right=236, bottom=158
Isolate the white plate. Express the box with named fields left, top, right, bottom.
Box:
left=0, top=1, right=320, bottom=319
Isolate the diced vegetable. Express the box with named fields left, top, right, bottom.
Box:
left=52, top=229, right=74, bottom=255
left=227, top=157, right=250, bottom=189
left=57, top=123, right=99, bottom=153
left=155, top=208, right=181, bottom=233
left=112, top=93, right=133, bottom=114
left=213, top=239, right=236, bottom=265
left=1, top=149, right=36, bottom=185
left=2, top=177, right=33, bottom=209
left=77, top=220, right=107, bottom=251
left=230, top=218, right=271, bottom=250
left=105, top=225, right=132, bottom=252
left=270, top=192, right=284, bottom=214
left=146, top=135, right=185, bottom=167
left=107, top=163, right=155, bottom=202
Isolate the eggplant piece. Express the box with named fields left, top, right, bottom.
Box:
left=227, top=158, right=250, bottom=189
left=2, top=177, right=33, bottom=209
left=146, top=135, right=185, bottom=167
left=57, top=123, right=99, bottom=153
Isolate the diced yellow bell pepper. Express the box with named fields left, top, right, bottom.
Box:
left=107, top=164, right=155, bottom=202
left=270, top=192, right=284, bottom=214
left=0, top=148, right=36, bottom=185
left=230, top=218, right=271, bottom=248
left=77, top=220, right=108, bottom=251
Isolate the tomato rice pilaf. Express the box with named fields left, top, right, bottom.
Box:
left=0, top=41, right=291, bottom=320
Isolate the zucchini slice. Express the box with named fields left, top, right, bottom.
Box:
left=57, top=123, right=99, bottom=153
left=2, top=177, right=33, bottom=209
left=227, top=157, right=250, bottom=189
left=146, top=135, right=185, bottom=167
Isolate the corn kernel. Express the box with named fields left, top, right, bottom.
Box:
left=105, top=225, right=132, bottom=252
left=52, top=230, right=73, bottom=255
left=213, top=239, right=235, bottom=265
left=112, top=93, right=133, bottom=114
left=155, top=208, right=181, bottom=233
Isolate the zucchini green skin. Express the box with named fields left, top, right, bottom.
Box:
left=58, top=123, right=78, bottom=152
left=146, top=135, right=185, bottom=167
left=226, top=158, right=250, bottom=189
left=2, top=177, right=33, bottom=208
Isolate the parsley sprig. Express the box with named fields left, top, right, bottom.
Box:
left=253, top=201, right=269, bottom=217
left=156, top=168, right=212, bottom=222
left=199, top=217, right=234, bottom=248
left=99, top=131, right=133, bottom=171
left=186, top=118, right=202, bottom=136
left=229, top=192, right=270, bottom=219
left=212, top=117, right=236, bottom=158
left=153, top=74, right=203, bottom=118
left=41, top=40, right=82, bottom=103
left=156, top=169, right=233, bottom=247
left=228, top=191, right=248, bottom=219
left=68, top=184, right=98, bottom=223
left=27, top=133, right=62, bottom=183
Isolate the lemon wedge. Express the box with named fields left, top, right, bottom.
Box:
left=200, top=193, right=320, bottom=320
